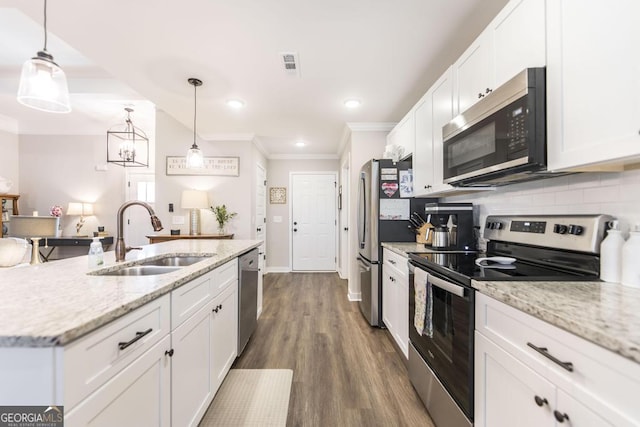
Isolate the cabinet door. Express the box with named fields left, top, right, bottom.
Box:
left=413, top=96, right=434, bottom=196
left=490, top=0, right=546, bottom=88
left=547, top=0, right=640, bottom=171
left=65, top=336, right=171, bottom=427
left=388, top=111, right=415, bottom=160
left=396, top=271, right=409, bottom=359
left=429, top=67, right=455, bottom=194
left=211, top=284, right=238, bottom=393
left=171, top=304, right=214, bottom=427
left=382, top=265, right=395, bottom=334
left=475, top=332, right=556, bottom=427
left=555, top=389, right=614, bottom=427
left=453, top=33, right=492, bottom=114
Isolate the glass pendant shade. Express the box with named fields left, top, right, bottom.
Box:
left=186, top=144, right=205, bottom=169
left=17, top=51, right=71, bottom=113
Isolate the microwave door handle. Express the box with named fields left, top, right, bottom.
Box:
left=428, top=274, right=466, bottom=298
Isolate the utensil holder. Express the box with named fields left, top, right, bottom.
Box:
left=416, top=223, right=433, bottom=245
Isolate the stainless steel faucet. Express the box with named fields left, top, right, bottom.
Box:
left=115, top=201, right=163, bottom=262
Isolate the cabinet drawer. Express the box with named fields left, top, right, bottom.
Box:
left=383, top=249, right=408, bottom=278
left=171, top=270, right=213, bottom=330
left=211, top=258, right=238, bottom=296
left=64, top=294, right=170, bottom=410
left=476, top=293, right=640, bottom=422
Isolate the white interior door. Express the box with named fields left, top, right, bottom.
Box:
left=291, top=173, right=337, bottom=271
left=339, top=156, right=350, bottom=279
left=255, top=163, right=266, bottom=318
left=125, top=172, right=156, bottom=247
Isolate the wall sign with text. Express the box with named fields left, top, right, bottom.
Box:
left=166, top=156, right=240, bottom=176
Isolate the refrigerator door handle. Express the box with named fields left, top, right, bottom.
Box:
left=358, top=172, right=367, bottom=249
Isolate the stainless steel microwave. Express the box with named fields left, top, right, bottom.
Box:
left=442, top=67, right=551, bottom=187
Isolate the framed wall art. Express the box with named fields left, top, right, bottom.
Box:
left=166, top=156, right=240, bottom=176
left=269, top=187, right=286, bottom=204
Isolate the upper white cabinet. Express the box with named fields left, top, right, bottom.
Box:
left=546, top=0, right=640, bottom=171
left=386, top=110, right=415, bottom=160
left=453, top=0, right=546, bottom=114
left=413, top=94, right=434, bottom=194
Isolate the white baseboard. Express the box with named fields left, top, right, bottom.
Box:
left=348, top=291, right=361, bottom=301
left=265, top=267, right=291, bottom=274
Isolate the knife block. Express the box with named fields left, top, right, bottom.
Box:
left=416, top=223, right=433, bottom=245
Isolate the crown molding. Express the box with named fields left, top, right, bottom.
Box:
left=252, top=136, right=269, bottom=158
left=346, top=122, right=397, bottom=132
left=269, top=153, right=340, bottom=160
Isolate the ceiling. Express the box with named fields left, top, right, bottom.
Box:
left=0, top=0, right=508, bottom=157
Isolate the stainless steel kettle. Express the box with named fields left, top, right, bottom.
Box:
left=432, top=225, right=450, bottom=248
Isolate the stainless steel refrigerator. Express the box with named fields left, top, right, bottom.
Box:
left=357, top=159, right=433, bottom=327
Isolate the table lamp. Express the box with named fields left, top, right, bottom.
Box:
left=67, top=202, right=94, bottom=236
left=181, top=190, right=208, bottom=235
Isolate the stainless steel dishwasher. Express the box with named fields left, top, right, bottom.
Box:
left=237, top=248, right=259, bottom=355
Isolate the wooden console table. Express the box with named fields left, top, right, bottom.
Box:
left=146, top=234, right=234, bottom=244
left=39, top=236, right=114, bottom=262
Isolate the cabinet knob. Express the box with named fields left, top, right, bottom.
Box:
left=534, top=395, right=548, bottom=407
left=293, top=228, right=298, bottom=232
left=165, top=349, right=174, bottom=357
left=486, top=88, right=493, bottom=94
left=478, top=93, right=485, bottom=98
left=554, top=411, right=569, bottom=423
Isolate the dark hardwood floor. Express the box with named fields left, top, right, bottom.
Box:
left=233, top=272, right=435, bottom=427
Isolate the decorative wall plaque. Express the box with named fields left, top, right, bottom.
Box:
left=269, top=187, right=286, bottom=204
left=166, top=156, right=240, bottom=176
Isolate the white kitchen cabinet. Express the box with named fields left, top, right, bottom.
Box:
left=65, top=335, right=171, bottom=427
left=211, top=283, right=238, bottom=391
left=413, top=94, right=434, bottom=195
left=546, top=0, right=640, bottom=171
left=171, top=303, right=215, bottom=427
left=453, top=0, right=545, bottom=115
left=475, top=293, right=640, bottom=426
left=386, top=109, right=415, bottom=161
left=382, top=248, right=409, bottom=358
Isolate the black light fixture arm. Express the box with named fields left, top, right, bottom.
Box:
left=188, top=78, right=203, bottom=149
left=43, top=0, right=48, bottom=51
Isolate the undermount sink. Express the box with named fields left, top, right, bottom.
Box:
left=140, top=255, right=212, bottom=267
left=97, top=265, right=182, bottom=276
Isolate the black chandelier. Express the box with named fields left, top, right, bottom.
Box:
left=106, top=107, right=149, bottom=167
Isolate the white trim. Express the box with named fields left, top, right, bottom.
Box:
left=252, top=137, right=269, bottom=157
left=337, top=125, right=352, bottom=156
left=348, top=291, right=361, bottom=301
left=0, top=114, right=18, bottom=134
left=200, top=132, right=256, bottom=141
left=346, top=122, right=397, bottom=132
left=269, top=153, right=339, bottom=160
left=265, top=267, right=292, bottom=274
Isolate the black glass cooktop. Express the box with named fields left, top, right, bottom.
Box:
left=408, top=251, right=600, bottom=287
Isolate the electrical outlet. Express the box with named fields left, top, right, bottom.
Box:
left=172, top=215, right=185, bottom=225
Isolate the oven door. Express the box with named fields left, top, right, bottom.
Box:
left=409, top=262, right=474, bottom=420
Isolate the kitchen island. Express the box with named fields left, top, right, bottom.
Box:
left=0, top=239, right=261, bottom=425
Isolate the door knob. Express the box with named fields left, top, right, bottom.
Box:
left=344, top=227, right=348, bottom=231
left=257, top=227, right=262, bottom=232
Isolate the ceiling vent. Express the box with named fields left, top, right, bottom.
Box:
left=280, top=52, right=301, bottom=76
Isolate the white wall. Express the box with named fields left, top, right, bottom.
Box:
left=443, top=169, right=640, bottom=247
left=341, top=130, right=388, bottom=300
left=18, top=134, right=125, bottom=238
left=155, top=110, right=264, bottom=240
left=265, top=158, right=339, bottom=271
left=0, top=130, right=19, bottom=194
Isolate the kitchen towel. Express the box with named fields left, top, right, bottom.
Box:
left=413, top=268, right=433, bottom=337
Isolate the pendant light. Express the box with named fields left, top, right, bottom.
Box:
left=106, top=107, right=149, bottom=167
left=186, top=78, right=204, bottom=169
left=17, top=0, right=71, bottom=113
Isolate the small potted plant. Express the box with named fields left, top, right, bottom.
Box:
left=210, top=204, right=237, bottom=234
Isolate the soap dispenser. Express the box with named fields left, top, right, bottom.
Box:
left=88, top=237, right=104, bottom=269
left=621, top=224, right=640, bottom=288
left=600, top=220, right=625, bottom=283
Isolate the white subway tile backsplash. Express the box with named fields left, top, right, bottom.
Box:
left=443, top=170, right=640, bottom=224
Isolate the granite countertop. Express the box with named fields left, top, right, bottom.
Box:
left=0, top=239, right=261, bottom=348
left=472, top=280, right=640, bottom=364
left=381, top=242, right=437, bottom=257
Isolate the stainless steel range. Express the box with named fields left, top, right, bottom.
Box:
left=408, top=214, right=612, bottom=427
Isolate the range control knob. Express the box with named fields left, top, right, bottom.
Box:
left=553, top=224, right=568, bottom=234
left=495, top=222, right=503, bottom=230
left=568, top=224, right=584, bottom=235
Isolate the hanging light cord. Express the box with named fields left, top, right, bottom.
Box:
left=43, top=0, right=48, bottom=51
left=192, top=82, right=198, bottom=148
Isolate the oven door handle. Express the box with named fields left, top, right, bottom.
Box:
left=428, top=274, right=466, bottom=298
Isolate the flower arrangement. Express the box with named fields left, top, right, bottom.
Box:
left=210, top=204, right=237, bottom=233
left=50, top=205, right=63, bottom=217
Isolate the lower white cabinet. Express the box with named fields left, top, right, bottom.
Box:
left=211, top=284, right=238, bottom=391
left=65, top=335, right=171, bottom=426
left=382, top=248, right=409, bottom=358
left=475, top=293, right=640, bottom=426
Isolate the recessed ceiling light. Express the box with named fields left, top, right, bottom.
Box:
left=344, top=99, right=361, bottom=109
left=296, top=141, right=305, bottom=147
left=226, top=99, right=245, bottom=109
